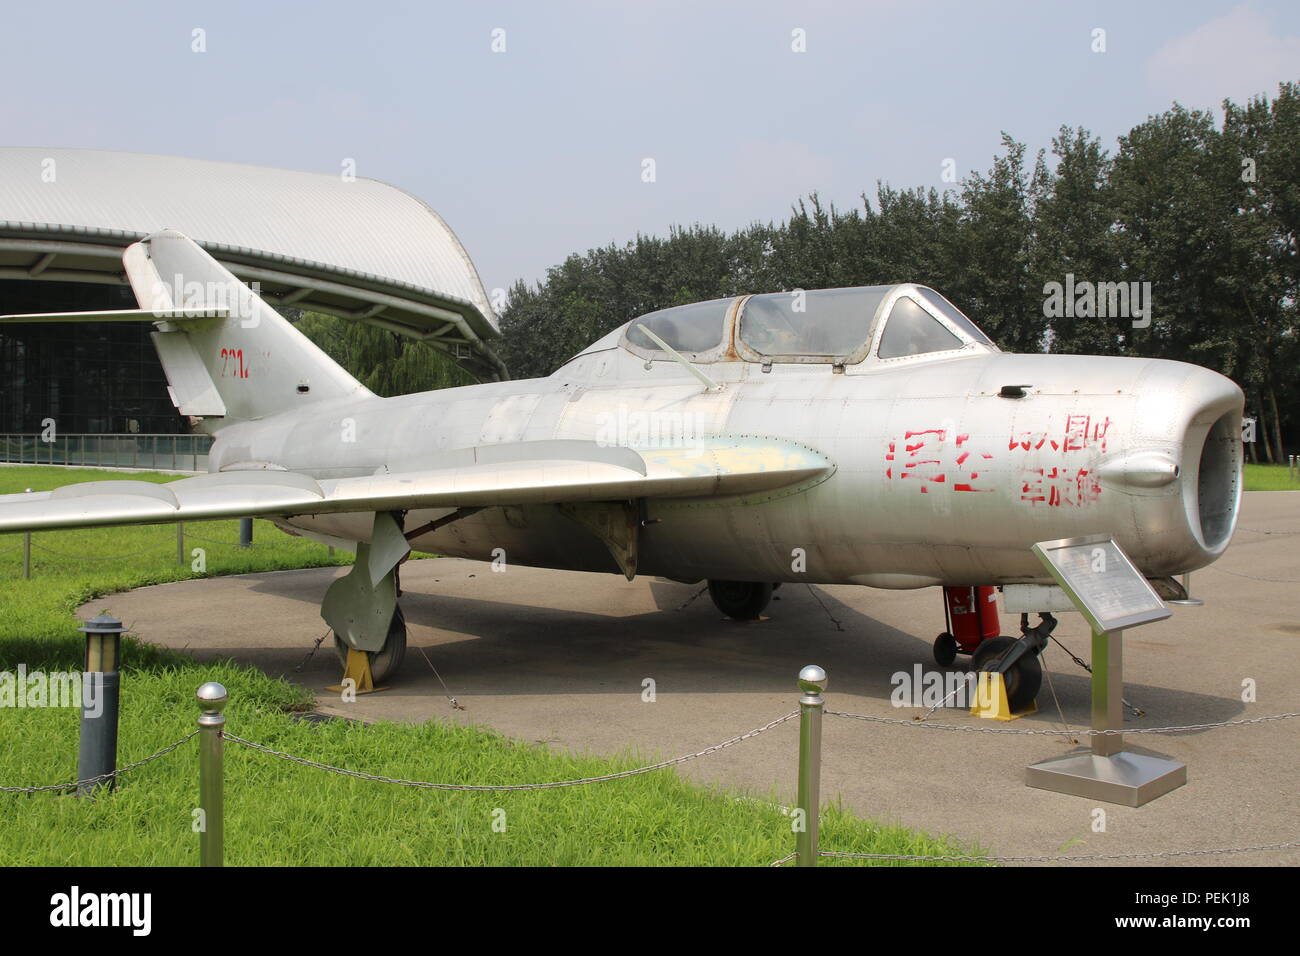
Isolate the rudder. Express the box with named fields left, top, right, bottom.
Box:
left=126, top=229, right=370, bottom=426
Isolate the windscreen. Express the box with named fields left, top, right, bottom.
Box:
left=877, top=296, right=964, bottom=358
left=626, top=298, right=731, bottom=356
left=740, top=287, right=888, bottom=357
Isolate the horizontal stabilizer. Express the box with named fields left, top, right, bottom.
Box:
left=0, top=438, right=834, bottom=533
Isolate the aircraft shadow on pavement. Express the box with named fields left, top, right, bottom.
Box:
left=189, top=564, right=1247, bottom=728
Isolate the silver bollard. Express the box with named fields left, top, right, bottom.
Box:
left=796, top=664, right=826, bottom=867
left=239, top=517, right=253, bottom=549
left=177, top=522, right=185, bottom=567
left=197, top=682, right=228, bottom=867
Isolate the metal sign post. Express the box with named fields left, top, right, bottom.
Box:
left=1024, top=534, right=1187, bottom=806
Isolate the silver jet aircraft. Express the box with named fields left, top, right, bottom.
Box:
left=0, top=231, right=1243, bottom=707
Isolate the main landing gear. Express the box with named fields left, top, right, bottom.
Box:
left=932, top=585, right=1048, bottom=714
left=321, top=510, right=412, bottom=692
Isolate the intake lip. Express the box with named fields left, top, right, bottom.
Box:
left=1186, top=409, right=1242, bottom=555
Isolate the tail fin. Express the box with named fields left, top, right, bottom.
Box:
left=125, top=230, right=371, bottom=424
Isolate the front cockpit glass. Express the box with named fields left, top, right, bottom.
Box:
left=740, top=287, right=888, bottom=358
left=877, top=296, right=964, bottom=358
left=625, top=298, right=731, bottom=356
left=915, top=288, right=996, bottom=348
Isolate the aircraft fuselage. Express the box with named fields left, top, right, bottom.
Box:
left=212, top=345, right=1243, bottom=588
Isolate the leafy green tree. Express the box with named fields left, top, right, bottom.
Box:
left=294, top=311, right=474, bottom=396
left=495, top=86, right=1298, bottom=455
left=1032, top=127, right=1123, bottom=355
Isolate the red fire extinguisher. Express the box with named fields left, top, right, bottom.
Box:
left=933, top=586, right=1000, bottom=665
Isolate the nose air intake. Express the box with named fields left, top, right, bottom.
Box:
left=1191, top=410, right=1242, bottom=553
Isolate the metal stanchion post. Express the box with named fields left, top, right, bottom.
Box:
left=239, top=518, right=253, bottom=549
left=22, top=531, right=31, bottom=580
left=1091, top=630, right=1123, bottom=757
left=77, top=614, right=127, bottom=796
left=796, top=664, right=826, bottom=867
left=177, top=523, right=185, bottom=567
left=197, top=682, right=228, bottom=867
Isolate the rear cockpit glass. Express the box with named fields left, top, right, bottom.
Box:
left=740, top=287, right=888, bottom=358
left=877, top=296, right=964, bottom=358
left=915, top=288, right=996, bottom=348
left=625, top=298, right=731, bottom=356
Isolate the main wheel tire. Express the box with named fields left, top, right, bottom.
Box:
left=333, top=606, right=408, bottom=685
left=933, top=632, right=958, bottom=667
left=970, top=636, right=1042, bottom=712
left=707, top=580, right=774, bottom=620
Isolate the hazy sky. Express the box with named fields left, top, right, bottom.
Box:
left=3, top=1, right=1298, bottom=299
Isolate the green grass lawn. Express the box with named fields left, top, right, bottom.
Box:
left=0, top=465, right=981, bottom=866
left=1244, top=463, right=1300, bottom=491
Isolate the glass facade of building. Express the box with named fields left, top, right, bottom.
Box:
left=0, top=280, right=185, bottom=434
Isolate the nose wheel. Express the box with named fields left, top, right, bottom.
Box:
left=933, top=632, right=959, bottom=667
left=970, top=634, right=1043, bottom=713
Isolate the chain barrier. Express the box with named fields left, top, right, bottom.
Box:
left=0, top=732, right=197, bottom=794
left=1238, top=528, right=1300, bottom=535
left=8, top=527, right=337, bottom=574
left=1206, top=565, right=1300, bottom=584
left=825, top=708, right=1300, bottom=736
left=222, top=711, right=798, bottom=791
left=181, top=532, right=247, bottom=547
left=31, top=541, right=174, bottom=561
left=3, top=687, right=1293, bottom=866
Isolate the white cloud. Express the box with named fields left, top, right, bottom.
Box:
left=1145, top=4, right=1300, bottom=109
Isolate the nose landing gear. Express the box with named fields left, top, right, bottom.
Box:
left=969, top=613, right=1055, bottom=715
left=932, top=587, right=1051, bottom=715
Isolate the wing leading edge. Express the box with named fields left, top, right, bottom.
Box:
left=0, top=438, right=833, bottom=534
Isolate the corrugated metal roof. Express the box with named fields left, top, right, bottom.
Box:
left=0, top=147, right=498, bottom=336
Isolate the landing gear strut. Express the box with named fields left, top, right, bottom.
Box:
left=707, top=580, right=774, bottom=620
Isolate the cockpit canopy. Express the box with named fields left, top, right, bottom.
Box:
left=618, top=284, right=995, bottom=366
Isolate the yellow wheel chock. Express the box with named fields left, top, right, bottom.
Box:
left=326, top=647, right=387, bottom=695
left=970, top=670, right=1037, bottom=721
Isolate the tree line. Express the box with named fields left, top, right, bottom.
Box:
left=498, top=82, right=1299, bottom=462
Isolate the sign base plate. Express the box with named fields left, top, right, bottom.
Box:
left=1026, top=749, right=1186, bottom=806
